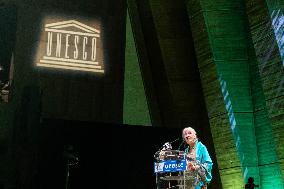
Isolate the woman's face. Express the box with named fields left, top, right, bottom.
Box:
left=183, top=128, right=196, bottom=145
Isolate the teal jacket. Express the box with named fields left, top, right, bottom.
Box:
left=184, top=140, right=213, bottom=189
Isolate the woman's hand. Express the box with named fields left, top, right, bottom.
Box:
left=187, top=162, right=199, bottom=171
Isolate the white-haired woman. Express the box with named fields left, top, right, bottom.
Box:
left=182, top=127, right=213, bottom=189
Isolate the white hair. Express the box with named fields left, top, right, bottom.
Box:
left=182, top=127, right=196, bottom=139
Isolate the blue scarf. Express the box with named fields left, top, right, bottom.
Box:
left=184, top=140, right=213, bottom=188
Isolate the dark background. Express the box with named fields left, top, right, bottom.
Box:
left=39, top=119, right=182, bottom=189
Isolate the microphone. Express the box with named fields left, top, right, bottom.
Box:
left=154, top=138, right=182, bottom=159
left=161, top=142, right=172, bottom=150
left=162, top=138, right=181, bottom=150
left=169, top=138, right=180, bottom=144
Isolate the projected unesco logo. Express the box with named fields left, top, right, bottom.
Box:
left=37, top=20, right=104, bottom=73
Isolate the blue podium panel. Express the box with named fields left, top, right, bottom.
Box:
left=154, top=159, right=186, bottom=173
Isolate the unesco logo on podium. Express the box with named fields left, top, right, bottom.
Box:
left=37, top=20, right=104, bottom=73
left=154, top=159, right=186, bottom=173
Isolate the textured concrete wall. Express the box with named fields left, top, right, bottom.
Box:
left=185, top=0, right=250, bottom=188
left=184, top=0, right=284, bottom=188
left=245, top=0, right=284, bottom=187
left=148, top=0, right=211, bottom=130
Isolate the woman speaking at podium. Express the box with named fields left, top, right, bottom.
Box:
left=182, top=127, right=213, bottom=189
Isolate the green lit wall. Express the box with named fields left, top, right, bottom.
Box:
left=186, top=0, right=246, bottom=188
left=184, top=0, right=284, bottom=188
left=123, top=10, right=151, bottom=126
left=246, top=0, right=284, bottom=187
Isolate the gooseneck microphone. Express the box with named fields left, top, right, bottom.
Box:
left=169, top=138, right=180, bottom=144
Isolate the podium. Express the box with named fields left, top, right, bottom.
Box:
left=154, top=150, right=197, bottom=189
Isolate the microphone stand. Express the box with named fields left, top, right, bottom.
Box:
left=63, top=145, right=79, bottom=189
left=65, top=161, right=70, bottom=189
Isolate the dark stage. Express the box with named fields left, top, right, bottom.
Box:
left=39, top=119, right=182, bottom=189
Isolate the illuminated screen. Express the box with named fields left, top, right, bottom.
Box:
left=35, top=17, right=104, bottom=73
